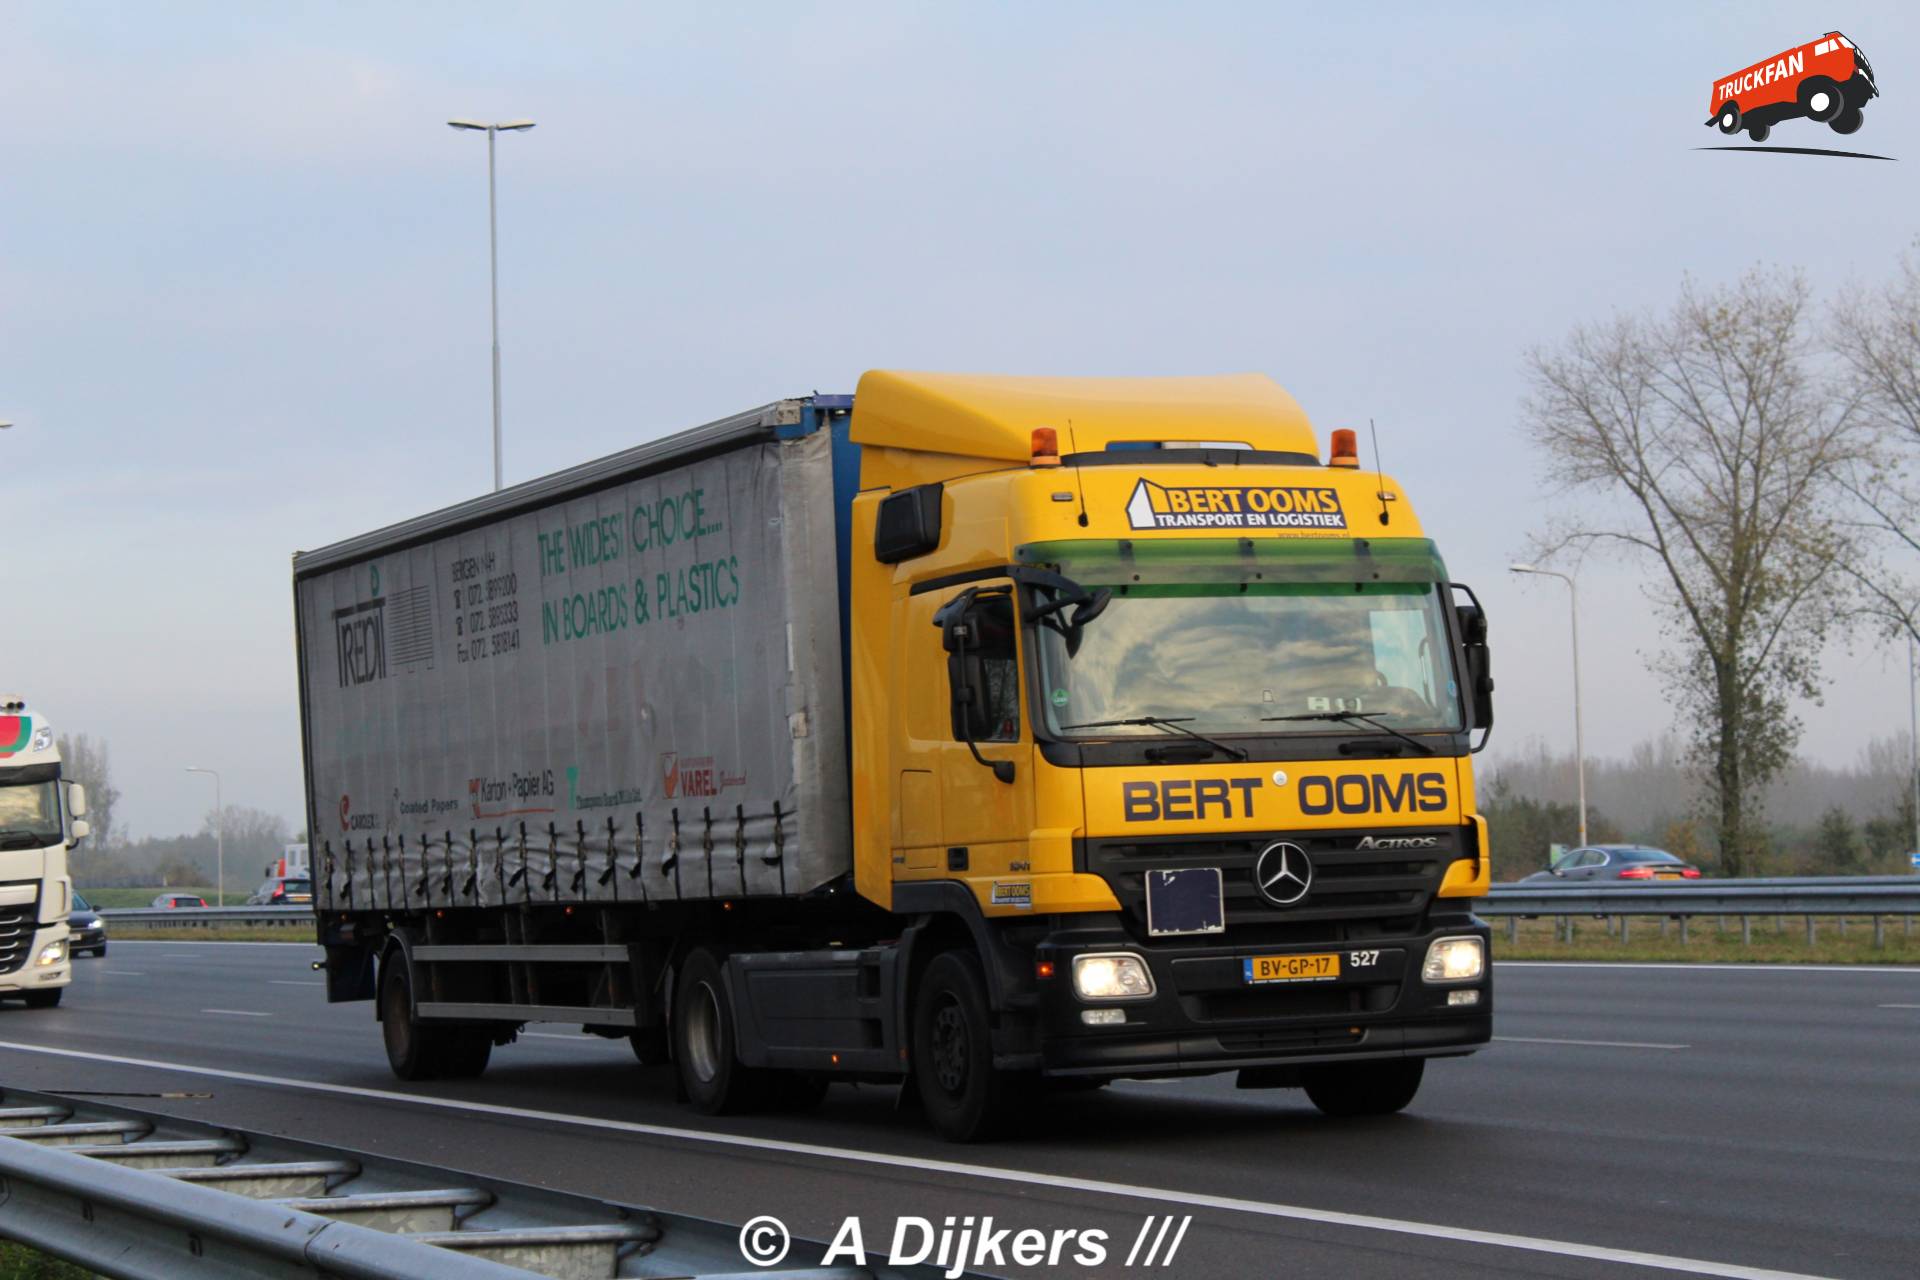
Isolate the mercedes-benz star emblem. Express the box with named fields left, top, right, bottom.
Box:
left=1254, top=841, right=1313, bottom=907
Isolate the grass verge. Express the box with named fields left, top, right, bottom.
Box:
left=1496, top=914, right=1920, bottom=963
left=0, top=1241, right=93, bottom=1279
left=100, top=926, right=311, bottom=943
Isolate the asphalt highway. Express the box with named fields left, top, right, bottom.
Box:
left=0, top=943, right=1914, bottom=1279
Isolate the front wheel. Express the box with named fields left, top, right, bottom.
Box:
left=1801, top=77, right=1843, bottom=122
left=23, top=989, right=62, bottom=1009
left=1303, top=1059, right=1424, bottom=1117
left=912, top=951, right=1013, bottom=1142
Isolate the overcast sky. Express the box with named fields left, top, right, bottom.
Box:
left=4, top=3, right=1917, bottom=838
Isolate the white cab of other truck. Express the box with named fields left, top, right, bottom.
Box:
left=0, top=697, right=89, bottom=1007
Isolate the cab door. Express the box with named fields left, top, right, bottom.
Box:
left=892, top=582, right=1033, bottom=884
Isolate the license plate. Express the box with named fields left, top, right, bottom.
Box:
left=1655, top=873, right=1681, bottom=880
left=1244, top=953, right=1341, bottom=984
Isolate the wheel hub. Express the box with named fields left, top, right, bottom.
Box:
left=930, top=1000, right=969, bottom=1094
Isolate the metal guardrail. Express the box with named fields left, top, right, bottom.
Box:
left=1479, top=876, right=1920, bottom=946
left=99, top=906, right=313, bottom=929
left=0, top=1083, right=955, bottom=1279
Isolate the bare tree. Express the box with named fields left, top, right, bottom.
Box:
left=1522, top=270, right=1866, bottom=874
left=1832, top=244, right=1920, bottom=646
left=56, top=733, right=121, bottom=847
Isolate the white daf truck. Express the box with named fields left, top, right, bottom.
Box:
left=0, top=697, right=90, bottom=1007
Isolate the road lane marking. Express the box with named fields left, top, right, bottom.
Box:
left=0, top=1040, right=1830, bottom=1280
left=100, top=970, right=145, bottom=976
left=269, top=980, right=323, bottom=987
left=1878, top=1003, right=1920, bottom=1009
left=200, top=1009, right=271, bottom=1018
left=1498, top=961, right=1920, bottom=975
left=1495, top=1036, right=1688, bottom=1050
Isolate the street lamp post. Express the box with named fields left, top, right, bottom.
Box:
left=447, top=118, right=535, bottom=493
left=1909, top=630, right=1918, bottom=865
left=1510, top=564, right=1588, bottom=847
left=185, top=767, right=224, bottom=906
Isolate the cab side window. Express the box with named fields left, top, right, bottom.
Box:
left=952, top=592, right=1021, bottom=744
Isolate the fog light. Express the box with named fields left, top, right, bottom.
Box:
left=1081, top=1008, right=1126, bottom=1026
left=1447, top=989, right=1481, bottom=1006
left=1072, top=953, right=1155, bottom=1000
left=36, top=941, right=66, bottom=968
left=1422, top=936, right=1484, bottom=983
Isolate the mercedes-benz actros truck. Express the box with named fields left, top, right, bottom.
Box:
left=294, top=372, right=1496, bottom=1140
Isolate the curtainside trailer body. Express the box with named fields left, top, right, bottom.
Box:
left=295, top=373, right=1497, bottom=1140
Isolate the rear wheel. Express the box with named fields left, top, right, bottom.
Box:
left=381, top=953, right=474, bottom=1081
left=1746, top=121, right=1771, bottom=143
left=23, top=989, right=62, bottom=1009
left=1716, top=103, right=1741, bottom=134
left=912, top=951, right=1012, bottom=1142
left=1303, top=1059, right=1424, bottom=1117
left=673, top=948, right=766, bottom=1113
left=629, top=1026, right=670, bottom=1067
left=1830, top=106, right=1864, bottom=135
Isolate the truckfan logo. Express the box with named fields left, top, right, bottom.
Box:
left=0, top=717, right=30, bottom=759
left=1703, top=30, right=1881, bottom=149
left=1124, top=479, right=1346, bottom=532
left=1253, top=842, right=1313, bottom=907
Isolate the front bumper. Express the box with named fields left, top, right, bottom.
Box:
left=0, top=924, right=71, bottom=993
left=1023, top=916, right=1491, bottom=1077
left=71, top=923, right=106, bottom=952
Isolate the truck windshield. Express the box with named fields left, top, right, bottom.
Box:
left=0, top=781, right=63, bottom=849
left=1021, top=538, right=1464, bottom=740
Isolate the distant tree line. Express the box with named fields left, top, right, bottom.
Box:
left=1484, top=735, right=1916, bottom=877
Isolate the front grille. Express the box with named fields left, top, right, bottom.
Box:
left=1216, top=1025, right=1365, bottom=1053
left=0, top=900, right=39, bottom=974
left=1081, top=826, right=1465, bottom=938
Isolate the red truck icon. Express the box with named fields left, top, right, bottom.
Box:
left=1706, top=31, right=1878, bottom=141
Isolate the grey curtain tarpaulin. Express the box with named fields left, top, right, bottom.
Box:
left=294, top=429, right=850, bottom=913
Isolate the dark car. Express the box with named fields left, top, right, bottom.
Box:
left=150, top=893, right=209, bottom=909
left=1523, top=844, right=1703, bottom=882
left=69, top=891, right=106, bottom=957
left=246, top=876, right=312, bottom=906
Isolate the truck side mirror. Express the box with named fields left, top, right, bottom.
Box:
left=70, top=818, right=90, bottom=845
left=931, top=588, right=1017, bottom=784
left=67, top=783, right=87, bottom=818
left=1454, top=597, right=1494, bottom=733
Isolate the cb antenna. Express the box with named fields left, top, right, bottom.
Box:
left=1369, top=418, right=1391, bottom=526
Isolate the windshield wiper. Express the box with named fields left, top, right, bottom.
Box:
left=1261, top=710, right=1435, bottom=756
left=1059, top=716, right=1248, bottom=761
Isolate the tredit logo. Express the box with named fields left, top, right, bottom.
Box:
left=333, top=565, right=436, bottom=688
left=1124, top=479, right=1347, bottom=532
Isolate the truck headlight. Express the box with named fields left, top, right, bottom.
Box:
left=36, top=940, right=66, bottom=967
left=1073, top=953, right=1155, bottom=1000
left=1422, top=937, right=1483, bottom=983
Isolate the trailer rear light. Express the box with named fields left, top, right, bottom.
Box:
left=1617, top=866, right=1655, bottom=879
left=1030, top=427, right=1061, bottom=466
left=1328, top=428, right=1359, bottom=468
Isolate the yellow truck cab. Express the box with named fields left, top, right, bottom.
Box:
left=298, top=371, right=1494, bottom=1141
left=847, top=372, right=1493, bottom=1131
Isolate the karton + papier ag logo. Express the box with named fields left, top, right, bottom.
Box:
left=1705, top=31, right=1879, bottom=144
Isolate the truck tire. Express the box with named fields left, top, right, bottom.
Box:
left=1746, top=121, right=1770, bottom=143
left=912, top=950, right=1012, bottom=1142
left=1799, top=76, right=1843, bottom=121
left=1830, top=107, right=1864, bottom=135
left=1302, top=1059, right=1424, bottom=1117
left=437, top=1029, right=493, bottom=1079
left=629, top=1026, right=670, bottom=1067
left=381, top=954, right=455, bottom=1081
left=673, top=948, right=766, bottom=1113
left=1716, top=103, right=1740, bottom=134
left=23, top=989, right=62, bottom=1009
